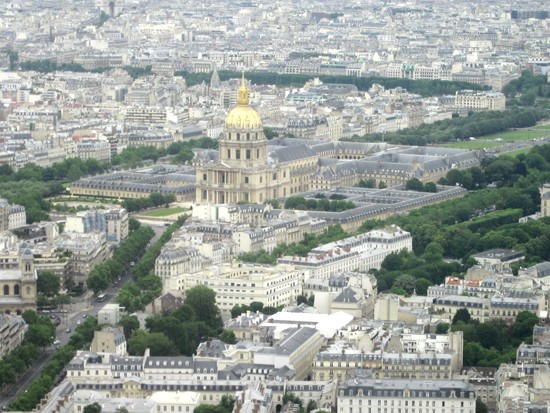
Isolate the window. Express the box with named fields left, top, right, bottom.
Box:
left=244, top=177, right=249, bottom=184
left=237, top=133, right=240, bottom=140
left=3, top=285, right=9, bottom=296
left=246, top=149, right=251, bottom=159
left=257, top=149, right=260, bottom=158
left=273, top=173, right=277, bottom=180
left=236, top=150, right=241, bottom=159
left=227, top=149, right=231, bottom=159
left=14, top=285, right=19, bottom=295
left=203, top=173, right=207, bottom=181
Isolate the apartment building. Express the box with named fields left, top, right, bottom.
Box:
left=167, top=263, right=305, bottom=319
left=0, top=198, right=26, bottom=231
left=0, top=314, right=27, bottom=358
left=278, top=248, right=361, bottom=281
left=454, top=90, right=506, bottom=111
left=65, top=208, right=129, bottom=245
left=254, top=326, right=324, bottom=380
left=54, top=232, right=110, bottom=289
left=338, top=379, right=476, bottom=413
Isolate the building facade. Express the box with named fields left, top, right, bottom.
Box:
left=195, top=77, right=292, bottom=205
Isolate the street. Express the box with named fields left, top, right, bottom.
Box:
left=0, top=221, right=167, bottom=409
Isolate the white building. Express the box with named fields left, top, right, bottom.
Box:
left=454, top=90, right=506, bottom=111
left=148, top=391, right=200, bottom=413
left=338, top=379, right=477, bottom=413
left=65, top=208, right=129, bottom=245
left=170, top=263, right=305, bottom=320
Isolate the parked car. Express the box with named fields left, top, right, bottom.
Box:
left=65, top=327, right=71, bottom=333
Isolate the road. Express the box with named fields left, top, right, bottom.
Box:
left=0, top=221, right=167, bottom=409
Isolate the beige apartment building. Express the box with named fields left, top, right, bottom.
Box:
left=454, top=90, right=506, bottom=111
left=338, top=379, right=476, bottom=413
left=165, top=262, right=305, bottom=319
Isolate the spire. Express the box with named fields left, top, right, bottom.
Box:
left=237, top=71, right=249, bottom=106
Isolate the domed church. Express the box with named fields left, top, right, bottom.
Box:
left=195, top=75, right=291, bottom=205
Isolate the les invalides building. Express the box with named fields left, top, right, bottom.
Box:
left=195, top=76, right=291, bottom=205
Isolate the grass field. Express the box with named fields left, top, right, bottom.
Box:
left=533, top=124, right=550, bottom=130
left=442, top=140, right=502, bottom=149
left=481, top=129, right=548, bottom=142
left=142, top=207, right=187, bottom=217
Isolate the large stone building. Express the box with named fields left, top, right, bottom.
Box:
left=0, top=248, right=37, bottom=314
left=194, top=78, right=481, bottom=207
left=338, top=378, right=477, bottom=413
left=163, top=262, right=305, bottom=320
left=195, top=77, right=292, bottom=204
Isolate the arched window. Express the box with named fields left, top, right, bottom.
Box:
left=14, top=285, right=20, bottom=295
left=3, top=285, right=9, bottom=296
left=25, top=262, right=31, bottom=272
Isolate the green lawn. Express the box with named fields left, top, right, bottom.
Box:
left=142, top=207, right=187, bottom=217
left=481, top=129, right=548, bottom=142
left=533, top=124, right=550, bottom=130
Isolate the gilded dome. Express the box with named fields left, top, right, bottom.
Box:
left=225, top=74, right=262, bottom=130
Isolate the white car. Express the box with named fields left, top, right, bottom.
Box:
left=53, top=339, right=61, bottom=345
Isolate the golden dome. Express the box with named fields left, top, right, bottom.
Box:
left=225, top=73, right=262, bottom=129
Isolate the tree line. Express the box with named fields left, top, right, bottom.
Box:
left=0, top=158, right=108, bottom=223
left=86, top=222, right=154, bottom=294
left=174, top=70, right=488, bottom=97
left=344, top=108, right=546, bottom=146
left=122, top=193, right=176, bottom=213
left=116, top=215, right=188, bottom=313
left=504, top=70, right=550, bottom=107
left=438, top=309, right=540, bottom=368
left=119, top=285, right=223, bottom=357
left=9, top=314, right=100, bottom=411
left=0, top=311, right=55, bottom=388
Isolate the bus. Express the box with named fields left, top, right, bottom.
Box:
left=97, top=293, right=107, bottom=302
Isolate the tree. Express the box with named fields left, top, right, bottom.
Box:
left=476, top=398, right=488, bottom=413
left=22, top=309, right=40, bottom=325
left=83, top=403, right=102, bottom=413
left=422, top=242, right=444, bottom=262
left=391, top=274, right=416, bottom=296
left=510, top=311, right=539, bottom=342
left=184, top=286, right=223, bottom=333
left=219, top=330, right=236, bottom=344
left=414, top=278, right=432, bottom=295
left=405, top=178, right=424, bottom=191
left=381, top=252, right=404, bottom=271
left=26, top=323, right=55, bottom=348
left=423, top=182, right=437, bottom=193
left=435, top=323, right=450, bottom=334
left=119, top=315, right=140, bottom=340
left=127, top=330, right=179, bottom=356
left=452, top=308, right=471, bottom=325
left=37, top=271, right=60, bottom=297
